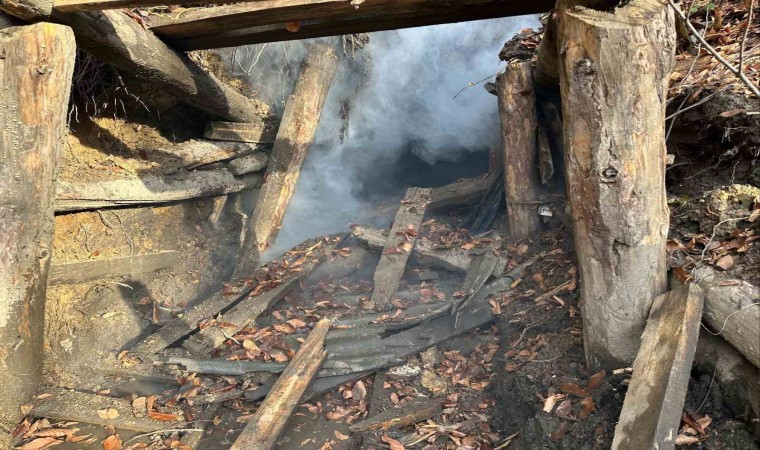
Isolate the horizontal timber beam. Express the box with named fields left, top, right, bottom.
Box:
left=148, top=0, right=554, bottom=51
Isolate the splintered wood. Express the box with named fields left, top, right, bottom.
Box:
left=48, top=251, right=178, bottom=285
left=370, top=188, right=431, bottom=309
left=234, top=43, right=338, bottom=277
left=204, top=120, right=279, bottom=144
left=230, top=319, right=330, bottom=450
left=612, top=285, right=705, bottom=450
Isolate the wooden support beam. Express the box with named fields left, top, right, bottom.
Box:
left=161, top=139, right=267, bottom=172
left=25, top=387, right=185, bottom=433
left=0, top=0, right=51, bottom=20
left=611, top=285, right=704, bottom=450
left=154, top=1, right=555, bottom=51
left=51, top=9, right=264, bottom=122
left=370, top=188, right=431, bottom=309
left=557, top=0, right=674, bottom=369
left=204, top=120, right=278, bottom=144
left=231, top=319, right=329, bottom=450
left=55, top=169, right=261, bottom=212
left=234, top=43, right=338, bottom=277
left=0, top=23, right=74, bottom=445
left=49, top=251, right=178, bottom=285
left=496, top=61, right=544, bottom=240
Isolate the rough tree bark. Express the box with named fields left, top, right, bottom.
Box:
left=234, top=43, right=337, bottom=278
left=0, top=0, right=51, bottom=21
left=51, top=9, right=264, bottom=122
left=0, top=23, right=75, bottom=444
left=496, top=61, right=544, bottom=240
left=557, top=0, right=675, bottom=369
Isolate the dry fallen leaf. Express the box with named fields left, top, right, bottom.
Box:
left=543, top=394, right=559, bottom=413
left=97, top=409, right=120, bottom=420
left=674, top=434, right=701, bottom=446
left=147, top=411, right=178, bottom=421
left=578, top=397, right=596, bottom=419
left=334, top=430, right=350, bottom=441
left=352, top=380, right=367, bottom=401
left=558, top=382, right=588, bottom=397
left=586, top=370, right=606, bottom=390
left=715, top=254, right=734, bottom=270
left=381, top=435, right=405, bottom=450
left=102, top=434, right=122, bottom=450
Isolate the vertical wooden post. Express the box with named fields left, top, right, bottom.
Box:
left=496, top=61, right=544, bottom=240
left=0, top=23, right=75, bottom=443
left=557, top=0, right=675, bottom=369
left=234, top=43, right=337, bottom=278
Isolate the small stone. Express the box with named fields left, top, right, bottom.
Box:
left=420, top=347, right=440, bottom=367
left=421, top=369, right=447, bottom=394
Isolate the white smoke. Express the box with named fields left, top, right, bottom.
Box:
left=226, top=15, right=541, bottom=260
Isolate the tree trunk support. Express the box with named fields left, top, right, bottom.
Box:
left=557, top=0, right=675, bottom=369
left=0, top=22, right=75, bottom=444
left=497, top=61, right=544, bottom=240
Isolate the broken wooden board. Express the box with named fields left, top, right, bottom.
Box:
left=353, top=225, right=507, bottom=277
left=234, top=43, right=338, bottom=277
left=160, top=139, right=266, bottom=172
left=228, top=152, right=270, bottom=176
left=48, top=251, right=178, bottom=285
left=129, top=280, right=257, bottom=355
left=231, top=319, right=329, bottom=450
left=51, top=9, right=264, bottom=122
left=453, top=233, right=501, bottom=312
left=245, top=306, right=495, bottom=402
left=147, top=0, right=555, bottom=51
left=349, top=397, right=442, bottom=432
left=204, top=120, right=279, bottom=144
left=370, top=188, right=431, bottom=309
left=25, top=387, right=184, bottom=432
left=612, top=284, right=705, bottom=450
left=55, top=169, right=261, bottom=212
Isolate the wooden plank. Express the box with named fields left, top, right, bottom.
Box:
left=557, top=0, right=673, bottom=369
left=234, top=43, right=338, bottom=277
left=204, top=120, right=279, bottom=144
left=349, top=397, right=442, bottom=432
left=611, top=284, right=705, bottom=450
left=352, top=225, right=507, bottom=277
left=0, top=23, right=74, bottom=444
left=370, top=188, right=431, bottom=309
left=0, top=0, right=51, bottom=20
left=50, top=9, right=263, bottom=122
left=228, top=152, right=270, bottom=176
left=26, top=387, right=185, bottom=433
left=55, top=169, right=261, bottom=212
left=53, top=0, right=289, bottom=12
left=231, top=319, right=329, bottom=450
left=453, top=234, right=501, bottom=313
left=149, top=0, right=555, bottom=51
left=48, top=251, right=178, bottom=285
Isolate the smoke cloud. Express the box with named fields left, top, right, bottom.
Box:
left=224, top=15, right=540, bottom=260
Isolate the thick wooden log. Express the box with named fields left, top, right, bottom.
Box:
left=55, top=169, right=261, bottom=212
left=51, top=9, right=263, bottom=122
left=695, top=268, right=760, bottom=368
left=496, top=62, right=544, bottom=240
left=534, top=12, right=559, bottom=93
left=0, top=0, right=51, bottom=20
left=0, top=23, right=74, bottom=444
left=160, top=139, right=266, bottom=172
left=370, top=188, right=431, bottom=309
left=204, top=120, right=278, bottom=144
left=150, top=0, right=555, bottom=51
left=428, top=173, right=494, bottom=211
left=49, top=251, right=178, bottom=285
left=612, top=285, right=704, bottom=450
left=26, top=387, right=184, bottom=432
left=693, top=332, right=759, bottom=436
left=228, top=152, right=270, bottom=176
left=234, top=43, right=338, bottom=277
left=231, top=319, right=329, bottom=450
left=557, top=0, right=675, bottom=369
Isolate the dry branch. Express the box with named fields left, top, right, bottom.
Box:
left=349, top=397, right=442, bottom=432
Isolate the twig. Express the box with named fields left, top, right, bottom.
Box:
left=667, top=0, right=760, bottom=97
left=695, top=366, right=717, bottom=413
left=122, top=428, right=205, bottom=445
left=739, top=0, right=755, bottom=78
